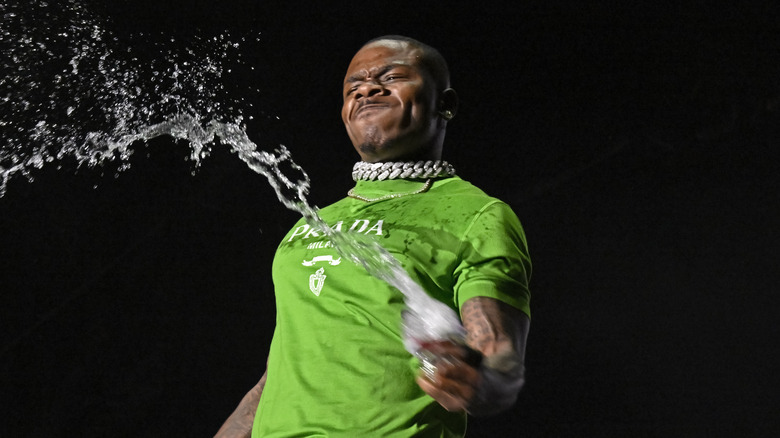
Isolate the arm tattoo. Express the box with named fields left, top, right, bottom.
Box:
left=214, top=372, right=267, bottom=438
left=460, top=297, right=529, bottom=416
left=461, top=297, right=514, bottom=355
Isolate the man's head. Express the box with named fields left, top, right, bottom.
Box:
left=341, top=36, right=458, bottom=163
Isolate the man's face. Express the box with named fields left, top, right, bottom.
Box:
left=341, top=41, right=440, bottom=162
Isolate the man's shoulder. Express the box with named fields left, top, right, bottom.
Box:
left=432, top=176, right=508, bottom=208
left=435, top=176, right=488, bottom=195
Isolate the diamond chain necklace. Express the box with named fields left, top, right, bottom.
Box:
left=352, top=160, right=455, bottom=181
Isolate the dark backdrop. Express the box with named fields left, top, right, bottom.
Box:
left=2, top=1, right=778, bottom=437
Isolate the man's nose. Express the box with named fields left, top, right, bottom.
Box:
left=356, top=80, right=385, bottom=98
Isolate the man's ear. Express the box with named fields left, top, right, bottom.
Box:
left=438, top=88, right=459, bottom=121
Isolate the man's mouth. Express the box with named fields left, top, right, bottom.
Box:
left=355, top=102, right=389, bottom=117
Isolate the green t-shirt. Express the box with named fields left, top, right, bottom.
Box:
left=253, top=176, right=531, bottom=437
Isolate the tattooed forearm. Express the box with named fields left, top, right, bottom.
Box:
left=461, top=297, right=515, bottom=355
left=459, top=297, right=530, bottom=416
left=214, top=372, right=267, bottom=438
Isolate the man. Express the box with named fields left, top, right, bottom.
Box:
left=216, top=35, right=531, bottom=437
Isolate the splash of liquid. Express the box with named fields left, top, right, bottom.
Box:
left=1, top=0, right=255, bottom=196
left=0, top=0, right=463, bottom=353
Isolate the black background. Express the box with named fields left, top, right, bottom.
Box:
left=1, top=1, right=778, bottom=437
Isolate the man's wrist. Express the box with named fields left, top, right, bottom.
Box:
left=466, top=351, right=525, bottom=417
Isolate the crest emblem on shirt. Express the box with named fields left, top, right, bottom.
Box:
left=308, top=267, right=326, bottom=296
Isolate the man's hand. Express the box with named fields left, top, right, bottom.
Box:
left=415, top=340, right=482, bottom=412
left=416, top=297, right=530, bottom=416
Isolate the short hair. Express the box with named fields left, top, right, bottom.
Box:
left=361, top=35, right=451, bottom=90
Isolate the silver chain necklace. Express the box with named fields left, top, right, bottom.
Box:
left=351, top=160, right=456, bottom=181
left=347, top=179, right=433, bottom=202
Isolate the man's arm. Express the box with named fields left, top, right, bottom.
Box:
left=214, top=371, right=267, bottom=438
left=416, top=296, right=530, bottom=416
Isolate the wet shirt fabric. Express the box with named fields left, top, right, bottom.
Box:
left=253, top=176, right=531, bottom=438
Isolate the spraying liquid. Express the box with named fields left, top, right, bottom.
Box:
left=0, top=1, right=464, bottom=354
